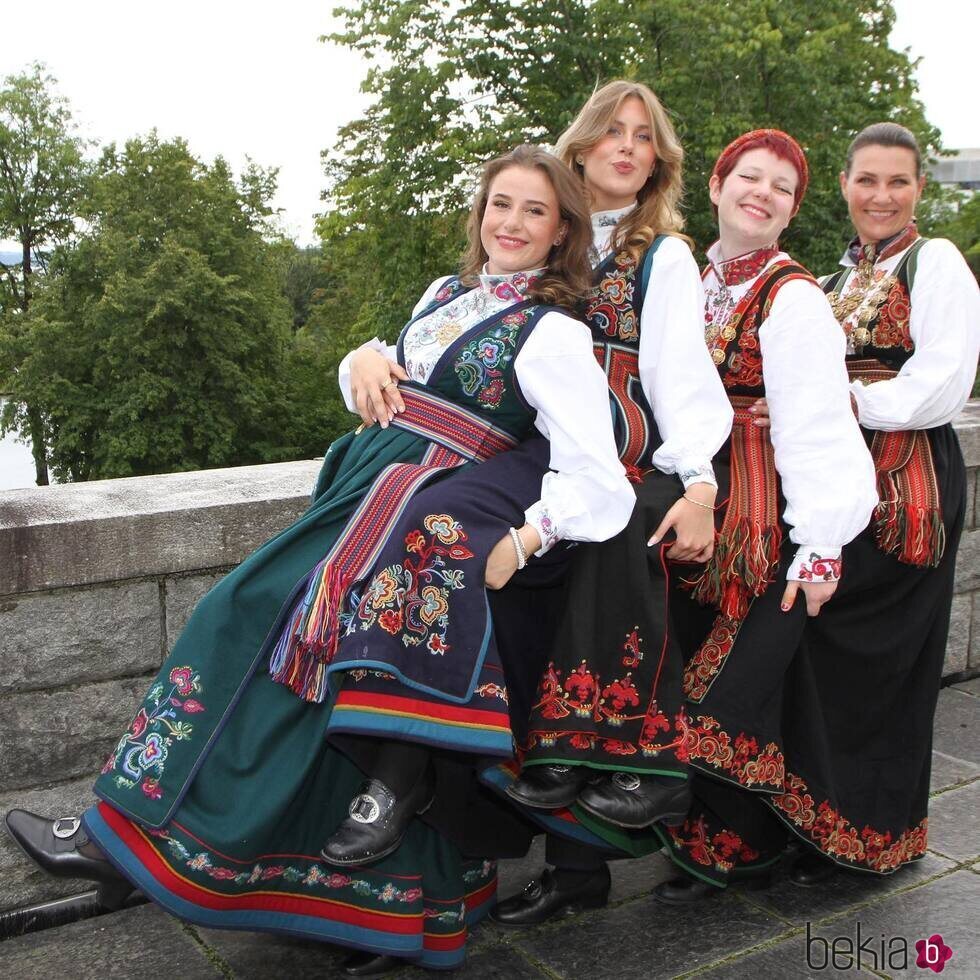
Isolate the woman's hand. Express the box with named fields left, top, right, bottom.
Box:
left=781, top=580, right=837, bottom=616
left=648, top=482, right=716, bottom=562
left=486, top=524, right=543, bottom=590
left=749, top=397, right=771, bottom=427
left=350, top=347, right=409, bottom=428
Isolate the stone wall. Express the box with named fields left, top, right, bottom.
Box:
left=1, top=406, right=978, bottom=912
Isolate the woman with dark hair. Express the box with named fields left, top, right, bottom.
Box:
left=748, top=121, right=979, bottom=887
left=5, top=146, right=635, bottom=971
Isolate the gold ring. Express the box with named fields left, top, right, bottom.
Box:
left=380, top=380, right=394, bottom=391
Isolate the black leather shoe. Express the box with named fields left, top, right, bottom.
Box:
left=576, top=773, right=691, bottom=829
left=789, top=850, right=838, bottom=887
left=489, top=866, right=610, bottom=926
left=4, top=809, right=135, bottom=910
left=321, top=772, right=435, bottom=867
left=341, top=951, right=404, bottom=977
left=505, top=764, right=591, bottom=810
left=653, top=874, right=720, bottom=905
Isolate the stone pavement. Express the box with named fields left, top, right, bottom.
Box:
left=2, top=681, right=978, bottom=980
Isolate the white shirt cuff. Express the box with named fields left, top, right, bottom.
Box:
left=524, top=501, right=560, bottom=556
left=787, top=546, right=843, bottom=583
left=677, top=459, right=718, bottom=490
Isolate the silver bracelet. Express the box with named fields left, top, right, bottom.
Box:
left=682, top=494, right=716, bottom=511
left=508, top=527, right=528, bottom=570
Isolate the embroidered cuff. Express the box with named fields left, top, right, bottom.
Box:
left=787, top=547, right=843, bottom=584
left=677, top=459, right=718, bottom=491
left=524, top=501, right=560, bottom=556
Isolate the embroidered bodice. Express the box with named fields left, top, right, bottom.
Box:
left=402, top=267, right=544, bottom=385
left=703, top=244, right=808, bottom=395
left=820, top=232, right=980, bottom=433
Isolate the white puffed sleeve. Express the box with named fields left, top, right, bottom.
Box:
left=849, top=239, right=980, bottom=430
left=760, top=280, right=878, bottom=581
left=639, top=237, right=733, bottom=487
left=515, top=311, right=635, bottom=553
left=336, top=276, right=453, bottom=413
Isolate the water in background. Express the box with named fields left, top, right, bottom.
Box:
left=0, top=401, right=40, bottom=490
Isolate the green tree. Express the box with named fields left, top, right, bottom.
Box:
left=321, top=0, right=939, bottom=332
left=7, top=134, right=295, bottom=481
left=0, top=63, right=88, bottom=485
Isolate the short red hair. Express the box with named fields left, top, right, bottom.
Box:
left=712, top=129, right=809, bottom=211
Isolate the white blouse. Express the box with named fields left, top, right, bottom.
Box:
left=704, top=244, right=878, bottom=582
left=338, top=270, right=635, bottom=554
left=829, top=237, right=980, bottom=430
left=591, top=206, right=733, bottom=488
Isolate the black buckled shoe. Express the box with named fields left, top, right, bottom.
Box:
left=789, top=850, right=838, bottom=887
left=341, top=951, right=404, bottom=977
left=4, top=809, right=135, bottom=910
left=321, top=773, right=435, bottom=867
left=653, top=874, right=720, bottom=905
left=576, top=773, right=691, bottom=829
left=505, top=764, right=591, bottom=810
left=489, top=866, right=610, bottom=926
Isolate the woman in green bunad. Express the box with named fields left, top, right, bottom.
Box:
left=5, top=145, right=634, bottom=973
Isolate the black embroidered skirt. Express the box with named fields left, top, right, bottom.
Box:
left=520, top=470, right=687, bottom=777
left=665, top=423, right=966, bottom=883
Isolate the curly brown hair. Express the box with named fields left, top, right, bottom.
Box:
left=460, top=145, right=593, bottom=310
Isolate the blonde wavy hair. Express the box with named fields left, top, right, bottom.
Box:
left=460, top=145, right=593, bottom=310
left=556, top=80, right=689, bottom=262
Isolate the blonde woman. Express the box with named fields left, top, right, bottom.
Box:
left=494, top=80, right=733, bottom=923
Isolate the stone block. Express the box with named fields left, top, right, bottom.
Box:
left=164, top=571, right=227, bottom=650
left=952, top=676, right=980, bottom=697
left=0, top=581, right=161, bottom=694
left=0, top=903, right=221, bottom=979
left=932, top=689, right=980, bottom=767
left=931, top=750, right=980, bottom=793
left=953, top=527, right=980, bottom=595
left=955, top=401, right=980, bottom=468
left=0, top=675, right=150, bottom=793
left=972, top=594, right=980, bottom=669
left=0, top=776, right=98, bottom=911
left=944, top=594, right=971, bottom=676
left=966, top=467, right=977, bottom=532
left=808, top=869, right=980, bottom=975
left=698, top=936, right=857, bottom=977
left=926, top=779, right=980, bottom=863
left=512, top=889, right=785, bottom=979
left=0, top=458, right=322, bottom=596
left=748, top=852, right=954, bottom=927
left=194, top=926, right=351, bottom=979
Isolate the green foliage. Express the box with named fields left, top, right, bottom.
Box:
left=920, top=190, right=980, bottom=279
left=321, top=0, right=940, bottom=313
left=0, top=63, right=89, bottom=483
left=4, top=134, right=298, bottom=481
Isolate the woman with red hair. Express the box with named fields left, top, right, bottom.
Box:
left=647, top=129, right=879, bottom=901
left=656, top=129, right=876, bottom=903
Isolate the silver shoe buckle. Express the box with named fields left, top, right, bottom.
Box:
left=612, top=772, right=641, bottom=792
left=53, top=817, right=81, bottom=840
left=349, top=795, right=381, bottom=825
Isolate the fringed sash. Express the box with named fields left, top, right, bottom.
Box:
left=270, top=386, right=519, bottom=703
left=848, top=359, right=945, bottom=567
left=689, top=396, right=781, bottom=620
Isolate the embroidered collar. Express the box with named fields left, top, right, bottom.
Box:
left=478, top=266, right=544, bottom=302
left=592, top=202, right=637, bottom=231
left=708, top=242, right=780, bottom=286
left=845, top=222, right=919, bottom=267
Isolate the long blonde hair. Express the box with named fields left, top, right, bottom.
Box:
left=556, top=80, right=688, bottom=262
left=460, top=145, right=593, bottom=310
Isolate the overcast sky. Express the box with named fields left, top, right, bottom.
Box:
left=1, top=0, right=976, bottom=251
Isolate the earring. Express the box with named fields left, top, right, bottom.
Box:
left=575, top=155, right=584, bottom=165
left=553, top=237, right=564, bottom=246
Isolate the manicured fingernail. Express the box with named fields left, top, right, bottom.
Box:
left=398, top=406, right=405, bottom=413
left=749, top=405, right=756, bottom=413
left=780, top=602, right=790, bottom=611
left=648, top=536, right=659, bottom=546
